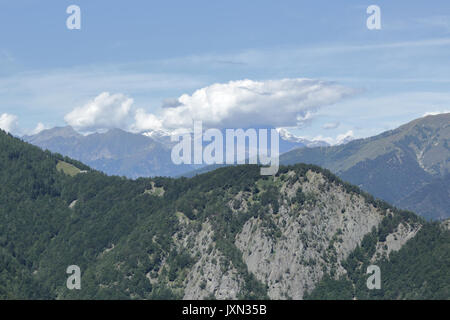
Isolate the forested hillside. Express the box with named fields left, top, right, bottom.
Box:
left=305, top=221, right=449, bottom=299
left=0, top=129, right=448, bottom=299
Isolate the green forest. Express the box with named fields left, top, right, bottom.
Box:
left=0, top=129, right=448, bottom=299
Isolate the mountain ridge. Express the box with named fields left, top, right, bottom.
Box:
left=23, top=125, right=331, bottom=178
left=280, top=113, right=450, bottom=220
left=181, top=114, right=449, bottom=220
left=1, top=129, right=448, bottom=299
left=23, top=126, right=200, bottom=178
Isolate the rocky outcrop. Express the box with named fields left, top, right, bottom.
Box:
left=371, top=222, right=421, bottom=262
left=174, top=221, right=243, bottom=299
left=159, top=169, right=420, bottom=300
left=235, top=170, right=385, bottom=299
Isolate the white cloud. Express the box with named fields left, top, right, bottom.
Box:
left=0, top=113, right=18, bottom=133
left=336, top=130, right=355, bottom=145
left=30, top=122, right=47, bottom=135
left=64, top=92, right=133, bottom=132
left=0, top=68, right=207, bottom=127
left=133, top=79, right=355, bottom=133
left=322, top=121, right=340, bottom=129
left=133, top=108, right=163, bottom=132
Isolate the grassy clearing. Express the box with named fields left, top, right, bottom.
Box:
left=56, top=161, right=81, bottom=177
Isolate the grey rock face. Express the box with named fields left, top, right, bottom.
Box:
left=235, top=170, right=384, bottom=299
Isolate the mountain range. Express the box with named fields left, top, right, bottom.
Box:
left=23, top=126, right=328, bottom=179
left=1, top=129, right=448, bottom=299
left=23, top=126, right=195, bottom=178
left=183, top=113, right=450, bottom=220
left=21, top=113, right=449, bottom=221
left=280, top=113, right=450, bottom=220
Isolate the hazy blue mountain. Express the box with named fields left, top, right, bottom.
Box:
left=280, top=113, right=450, bottom=220
left=24, top=126, right=327, bottom=178
left=23, top=127, right=201, bottom=178
left=395, top=175, right=450, bottom=220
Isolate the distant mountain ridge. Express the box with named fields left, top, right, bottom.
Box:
left=23, top=126, right=329, bottom=178
left=22, top=114, right=449, bottom=220
left=280, top=113, right=450, bottom=220
left=182, top=113, right=449, bottom=220
left=23, top=127, right=199, bottom=178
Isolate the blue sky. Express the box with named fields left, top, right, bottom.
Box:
left=0, top=0, right=449, bottom=143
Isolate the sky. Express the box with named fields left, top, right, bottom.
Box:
left=0, top=0, right=449, bottom=144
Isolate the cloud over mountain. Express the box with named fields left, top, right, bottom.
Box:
left=63, top=79, right=355, bottom=134
left=133, top=78, right=355, bottom=132
left=0, top=113, right=18, bottom=133
left=30, top=122, right=48, bottom=135
left=64, top=92, right=133, bottom=132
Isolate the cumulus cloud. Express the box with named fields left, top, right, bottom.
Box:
left=64, top=92, right=133, bottom=132
left=335, top=130, right=355, bottom=145
left=30, top=122, right=48, bottom=135
left=0, top=113, right=18, bottom=133
left=63, top=79, right=355, bottom=135
left=133, top=79, right=355, bottom=133
left=133, top=108, right=163, bottom=132
left=322, top=121, right=340, bottom=129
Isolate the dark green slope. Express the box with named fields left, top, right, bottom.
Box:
left=306, top=222, right=449, bottom=300
left=1, top=129, right=267, bottom=299
left=0, top=131, right=89, bottom=298
left=339, top=150, right=433, bottom=205
left=395, top=175, right=450, bottom=221
left=1, top=129, right=180, bottom=299
left=0, top=129, right=448, bottom=300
